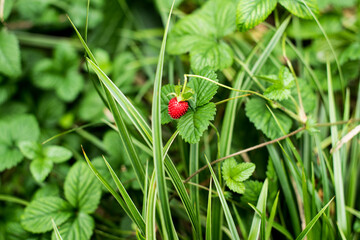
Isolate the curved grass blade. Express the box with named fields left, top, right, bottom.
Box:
left=295, top=197, right=335, bottom=240
left=52, top=219, right=63, bottom=240
left=146, top=172, right=157, bottom=240
left=248, top=179, right=268, bottom=240
left=205, top=155, right=240, bottom=240
left=206, top=179, right=212, bottom=240
left=151, top=0, right=178, bottom=238
left=265, top=191, right=280, bottom=240
left=103, top=156, right=146, bottom=234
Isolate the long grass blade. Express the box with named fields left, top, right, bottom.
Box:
left=327, top=62, right=347, bottom=234
left=248, top=179, right=268, bottom=240
left=103, top=156, right=146, bottom=234
left=146, top=172, right=157, bottom=240
left=205, top=155, right=240, bottom=240
left=206, top=179, right=212, bottom=240
left=265, top=191, right=280, bottom=240
left=295, top=197, right=335, bottom=240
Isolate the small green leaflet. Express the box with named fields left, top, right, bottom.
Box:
left=188, top=67, right=219, bottom=107
left=236, top=0, right=277, bottom=32
left=259, top=66, right=295, bottom=101
left=245, top=98, right=292, bottom=139
left=167, top=0, right=236, bottom=71
left=21, top=197, right=73, bottom=233
left=222, top=158, right=256, bottom=194
left=19, top=141, right=72, bottom=182
left=178, top=103, right=216, bottom=144
left=278, top=0, right=319, bottom=19
left=0, top=29, right=21, bottom=77
left=0, top=114, right=40, bottom=171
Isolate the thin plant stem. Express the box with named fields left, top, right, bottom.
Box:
left=0, top=195, right=29, bottom=206
left=215, top=94, right=252, bottom=105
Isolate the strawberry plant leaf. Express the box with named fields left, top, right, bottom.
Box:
left=222, top=158, right=255, bottom=194
left=44, top=146, right=72, bottom=163
left=263, top=67, right=295, bottom=101
left=278, top=0, right=319, bottom=19
left=30, top=158, right=54, bottom=182
left=0, top=29, right=21, bottom=77
left=161, top=84, right=176, bottom=124
left=236, top=0, right=277, bottom=32
left=167, top=0, right=236, bottom=71
left=21, top=197, right=73, bottom=233
left=64, top=162, right=102, bottom=214
left=188, top=67, right=218, bottom=107
left=190, top=39, right=234, bottom=72
left=241, top=180, right=263, bottom=204
left=18, top=141, right=42, bottom=159
left=51, top=212, right=94, bottom=240
left=178, top=102, right=216, bottom=144
left=0, top=115, right=40, bottom=171
left=245, top=98, right=292, bottom=139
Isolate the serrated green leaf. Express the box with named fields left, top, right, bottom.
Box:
left=188, top=68, right=218, bottom=107
left=263, top=67, right=295, bottom=101
left=21, top=197, right=72, bottom=233
left=44, top=146, right=72, bottom=163
left=222, top=159, right=255, bottom=194
left=0, top=29, right=21, bottom=77
left=241, top=180, right=263, bottom=204
left=33, top=184, right=60, bottom=200
left=64, top=162, right=101, bottom=213
left=167, top=0, right=236, bottom=71
left=18, top=141, right=42, bottom=159
left=279, top=0, right=319, bottom=19
left=245, top=98, right=292, bottom=139
left=178, top=102, right=216, bottom=144
left=51, top=213, right=94, bottom=240
left=236, top=0, right=277, bottom=32
left=161, top=84, right=176, bottom=124
left=56, top=70, right=84, bottom=102
left=30, top=158, right=54, bottom=182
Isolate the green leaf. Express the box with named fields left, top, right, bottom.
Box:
left=56, top=70, right=84, bottom=102
left=188, top=68, right=218, bottom=107
left=161, top=84, right=176, bottom=124
left=178, top=102, right=216, bottom=144
left=167, top=0, right=236, bottom=71
left=0, top=115, right=40, bottom=171
left=245, top=98, right=292, bottom=139
left=44, top=146, right=72, bottom=163
left=64, top=162, right=101, bottom=213
left=0, top=29, right=21, bottom=77
left=236, top=0, right=277, bottom=32
left=190, top=40, right=234, bottom=72
left=30, top=158, right=54, bottom=182
left=51, top=213, right=94, bottom=240
left=18, top=141, right=42, bottom=159
left=222, top=158, right=255, bottom=194
left=21, top=197, right=72, bottom=233
left=241, top=180, right=263, bottom=204
left=278, top=0, right=319, bottom=19
left=263, top=67, right=295, bottom=101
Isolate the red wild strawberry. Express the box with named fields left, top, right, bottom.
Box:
left=168, top=97, right=189, bottom=119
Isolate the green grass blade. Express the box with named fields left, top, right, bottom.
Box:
left=301, top=169, right=312, bottom=240
left=206, top=179, right=212, bottom=240
left=248, top=179, right=268, bottom=240
left=51, top=219, right=63, bottom=240
left=265, top=191, right=280, bottom=240
left=295, top=197, right=335, bottom=240
left=104, top=89, right=145, bottom=191
left=189, top=143, right=202, bottom=239
left=345, top=206, right=360, bottom=219
left=232, top=203, right=248, bottom=239
left=327, top=62, right=347, bottom=235
left=146, top=172, right=157, bottom=240
left=205, top=155, right=240, bottom=240
left=315, top=134, right=330, bottom=203
left=103, top=156, right=146, bottom=234
left=163, top=130, right=179, bottom=159
left=151, top=1, right=177, bottom=238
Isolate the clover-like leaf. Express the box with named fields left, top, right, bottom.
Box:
left=30, top=158, right=54, bottom=182
left=246, top=98, right=292, bottom=139
left=236, top=0, right=277, bottom=32
left=222, top=158, right=256, bottom=194
left=178, top=102, right=216, bottom=144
